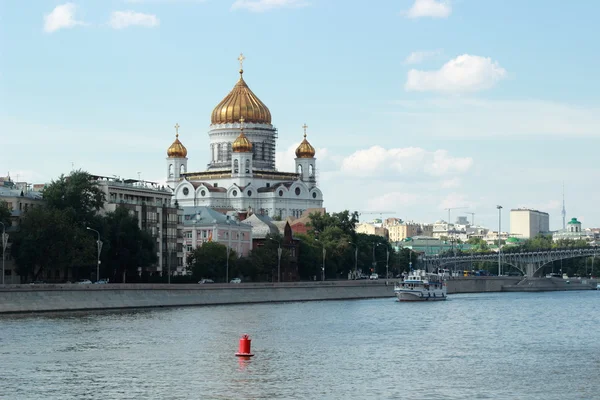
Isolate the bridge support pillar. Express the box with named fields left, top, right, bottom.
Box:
left=525, top=264, right=535, bottom=277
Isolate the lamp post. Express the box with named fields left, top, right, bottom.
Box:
left=269, top=238, right=282, bottom=283
left=167, top=241, right=173, bottom=284
left=496, top=205, right=503, bottom=276
left=348, top=242, right=358, bottom=279
left=315, top=239, right=325, bottom=281
left=0, top=221, right=7, bottom=285
left=225, top=245, right=230, bottom=283
left=86, top=227, right=102, bottom=282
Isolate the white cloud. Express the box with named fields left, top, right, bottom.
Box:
left=406, top=54, right=506, bottom=93
left=405, top=0, right=451, bottom=19
left=44, top=3, right=84, bottom=33
left=109, top=11, right=160, bottom=29
left=391, top=98, right=600, bottom=138
left=404, top=50, right=442, bottom=65
left=441, top=177, right=460, bottom=189
left=231, top=0, right=308, bottom=12
left=439, top=193, right=475, bottom=210
left=367, top=192, right=420, bottom=211
left=340, top=146, right=473, bottom=178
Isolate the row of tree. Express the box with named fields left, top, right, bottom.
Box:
left=8, top=171, right=157, bottom=283
left=186, top=210, right=418, bottom=282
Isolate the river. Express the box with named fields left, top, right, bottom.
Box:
left=1, top=291, right=599, bottom=399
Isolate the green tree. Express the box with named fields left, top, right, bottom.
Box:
left=307, top=210, right=359, bottom=238
left=0, top=200, right=10, bottom=228
left=11, top=207, right=95, bottom=281
left=102, top=207, right=157, bottom=283
left=187, top=241, right=236, bottom=282
left=42, top=170, right=105, bottom=225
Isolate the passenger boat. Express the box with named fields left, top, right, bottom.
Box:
left=394, top=269, right=447, bottom=301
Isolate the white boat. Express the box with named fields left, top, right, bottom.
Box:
left=394, top=269, right=447, bottom=302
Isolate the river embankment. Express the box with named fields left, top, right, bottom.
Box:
left=0, top=277, right=595, bottom=314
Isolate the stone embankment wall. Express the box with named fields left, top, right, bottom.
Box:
left=1, top=277, right=592, bottom=314
left=0, top=281, right=394, bottom=314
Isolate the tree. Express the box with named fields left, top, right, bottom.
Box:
left=11, top=207, right=95, bottom=281
left=102, top=207, right=157, bottom=283
left=307, top=210, right=359, bottom=238
left=187, top=242, right=236, bottom=282
left=0, top=200, right=10, bottom=228
left=42, top=170, right=105, bottom=226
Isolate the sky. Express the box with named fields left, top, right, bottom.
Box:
left=1, top=0, right=599, bottom=231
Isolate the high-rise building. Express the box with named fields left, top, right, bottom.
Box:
left=509, top=208, right=550, bottom=239
left=91, top=175, right=185, bottom=276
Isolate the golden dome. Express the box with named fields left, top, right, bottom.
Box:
left=211, top=70, right=272, bottom=125
left=295, top=124, right=315, bottom=158
left=167, top=133, right=187, bottom=158
left=232, top=118, right=253, bottom=153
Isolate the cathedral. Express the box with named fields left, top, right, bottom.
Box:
left=166, top=55, right=324, bottom=219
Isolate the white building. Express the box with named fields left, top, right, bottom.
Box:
left=167, top=58, right=324, bottom=219
left=552, top=217, right=594, bottom=242
left=510, top=208, right=550, bottom=239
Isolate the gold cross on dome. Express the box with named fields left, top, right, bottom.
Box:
left=238, top=53, right=246, bottom=70
left=302, top=123, right=308, bottom=137
left=174, top=123, right=180, bottom=136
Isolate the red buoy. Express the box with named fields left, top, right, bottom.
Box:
left=235, top=334, right=254, bottom=357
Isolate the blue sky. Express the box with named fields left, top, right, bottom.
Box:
left=1, top=0, right=599, bottom=231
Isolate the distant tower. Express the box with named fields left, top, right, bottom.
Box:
left=294, top=123, right=317, bottom=185
left=166, top=123, right=188, bottom=189
left=561, top=183, right=566, bottom=230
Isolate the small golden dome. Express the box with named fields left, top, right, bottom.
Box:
left=167, top=133, right=187, bottom=158
left=295, top=124, right=315, bottom=158
left=232, top=118, right=253, bottom=153
left=211, top=70, right=272, bottom=125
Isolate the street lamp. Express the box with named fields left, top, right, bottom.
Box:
left=86, top=227, right=102, bottom=282
left=268, top=238, right=282, bottom=283
left=348, top=242, right=358, bottom=279
left=315, top=239, right=325, bottom=281
left=496, top=205, right=503, bottom=276
left=0, top=221, right=7, bottom=285
left=225, top=245, right=231, bottom=283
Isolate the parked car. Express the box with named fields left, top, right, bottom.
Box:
left=78, top=279, right=93, bottom=284
left=198, top=279, right=214, bottom=284
left=230, top=278, right=242, bottom=284
left=369, top=273, right=379, bottom=280
left=95, top=279, right=109, bottom=284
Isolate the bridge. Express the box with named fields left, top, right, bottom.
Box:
left=421, top=248, right=598, bottom=277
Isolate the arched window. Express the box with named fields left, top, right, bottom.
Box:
left=245, top=159, right=250, bottom=173
left=309, top=164, right=314, bottom=177
left=180, top=164, right=186, bottom=174
left=216, top=144, right=222, bottom=162
left=297, top=164, right=302, bottom=174
left=234, top=159, right=239, bottom=173
left=168, top=164, right=174, bottom=177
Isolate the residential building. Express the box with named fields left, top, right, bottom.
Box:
left=0, top=180, right=46, bottom=284
left=386, top=221, right=433, bottom=242
left=181, top=207, right=253, bottom=263
left=355, top=222, right=388, bottom=238
left=510, top=208, right=550, bottom=239
left=91, top=175, right=185, bottom=276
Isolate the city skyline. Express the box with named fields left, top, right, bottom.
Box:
left=2, top=0, right=599, bottom=230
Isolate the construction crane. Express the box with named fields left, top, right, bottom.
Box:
left=357, top=211, right=396, bottom=222
left=445, top=207, right=467, bottom=224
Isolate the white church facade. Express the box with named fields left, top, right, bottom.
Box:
left=165, top=55, right=324, bottom=219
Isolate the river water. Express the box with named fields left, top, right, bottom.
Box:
left=1, top=291, right=599, bottom=400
